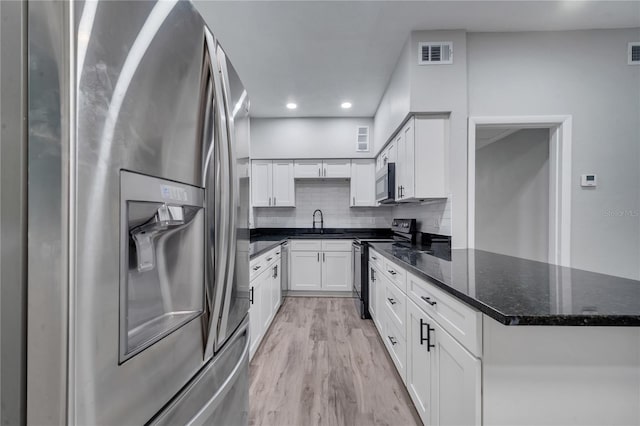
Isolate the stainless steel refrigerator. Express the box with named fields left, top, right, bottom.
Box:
left=0, top=1, right=250, bottom=424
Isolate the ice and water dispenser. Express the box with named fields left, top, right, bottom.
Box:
left=119, top=171, right=205, bottom=363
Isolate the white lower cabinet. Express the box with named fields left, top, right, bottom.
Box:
left=407, top=298, right=432, bottom=424
left=368, top=263, right=378, bottom=323
left=290, top=240, right=352, bottom=292
left=382, top=309, right=407, bottom=384
left=259, top=269, right=273, bottom=335
left=249, top=248, right=282, bottom=360
left=270, top=258, right=282, bottom=314
left=249, top=281, right=262, bottom=356
left=429, top=314, right=481, bottom=426
left=321, top=251, right=351, bottom=291
left=290, top=251, right=322, bottom=291
left=371, top=252, right=482, bottom=426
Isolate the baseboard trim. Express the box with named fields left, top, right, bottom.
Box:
left=286, top=290, right=357, bottom=298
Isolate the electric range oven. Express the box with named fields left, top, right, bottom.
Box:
left=352, top=219, right=416, bottom=319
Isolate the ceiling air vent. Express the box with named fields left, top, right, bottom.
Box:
left=628, top=42, right=640, bottom=65
left=419, top=42, right=453, bottom=65
left=356, top=126, right=369, bottom=152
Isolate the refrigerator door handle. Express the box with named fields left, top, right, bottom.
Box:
left=186, top=321, right=250, bottom=426
left=203, top=27, right=231, bottom=360
left=212, top=42, right=240, bottom=350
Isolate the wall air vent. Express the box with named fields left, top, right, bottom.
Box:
left=419, top=42, right=453, bottom=65
left=628, top=42, right=640, bottom=64
left=356, top=126, right=369, bottom=152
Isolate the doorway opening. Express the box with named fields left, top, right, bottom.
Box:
left=468, top=116, right=572, bottom=266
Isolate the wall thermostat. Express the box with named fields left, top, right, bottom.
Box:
left=581, top=174, right=597, bottom=187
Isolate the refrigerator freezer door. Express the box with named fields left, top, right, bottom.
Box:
left=213, top=45, right=251, bottom=353
left=150, top=317, right=250, bottom=426
left=64, top=1, right=211, bottom=424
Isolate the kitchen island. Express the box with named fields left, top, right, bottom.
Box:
left=368, top=242, right=640, bottom=426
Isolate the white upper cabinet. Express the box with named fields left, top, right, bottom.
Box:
left=251, top=160, right=295, bottom=207
left=350, top=159, right=376, bottom=207
left=251, top=160, right=272, bottom=207
left=293, top=160, right=323, bottom=178
left=394, top=115, right=449, bottom=202
left=377, top=141, right=396, bottom=172
left=323, top=159, right=351, bottom=178
left=271, top=161, right=295, bottom=207
left=294, top=159, right=351, bottom=178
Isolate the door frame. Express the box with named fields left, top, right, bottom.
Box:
left=467, top=115, right=572, bottom=267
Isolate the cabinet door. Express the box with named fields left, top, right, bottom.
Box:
left=382, top=310, right=407, bottom=383
left=294, top=160, right=323, bottom=178
left=251, top=160, right=272, bottom=207
left=406, top=299, right=432, bottom=425
left=321, top=251, right=352, bottom=291
left=431, top=317, right=481, bottom=426
left=368, top=265, right=377, bottom=320
left=350, top=159, right=375, bottom=207
left=323, top=159, right=351, bottom=178
left=249, top=280, right=262, bottom=358
left=272, top=160, right=295, bottom=206
left=290, top=251, right=322, bottom=291
left=387, top=141, right=397, bottom=164
left=373, top=265, right=384, bottom=333
left=401, top=118, right=415, bottom=200
left=414, top=117, right=448, bottom=198
left=259, top=271, right=273, bottom=333
left=271, top=259, right=281, bottom=313
left=393, top=132, right=404, bottom=201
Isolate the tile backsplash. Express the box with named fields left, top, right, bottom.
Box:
left=252, top=179, right=452, bottom=236
left=392, top=198, right=452, bottom=235
left=253, top=180, right=391, bottom=228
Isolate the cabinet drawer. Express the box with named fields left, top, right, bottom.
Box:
left=383, top=310, right=407, bottom=384
left=290, top=240, right=322, bottom=251
left=407, top=271, right=482, bottom=357
left=262, top=248, right=280, bottom=267
left=250, top=258, right=267, bottom=281
left=382, top=258, right=407, bottom=293
left=321, top=239, right=352, bottom=252
left=382, top=276, right=406, bottom=338
left=369, top=249, right=383, bottom=270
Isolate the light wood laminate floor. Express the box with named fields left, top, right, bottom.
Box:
left=249, top=297, right=421, bottom=426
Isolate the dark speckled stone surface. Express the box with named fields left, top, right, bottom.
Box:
left=370, top=243, right=640, bottom=326
left=249, top=237, right=286, bottom=259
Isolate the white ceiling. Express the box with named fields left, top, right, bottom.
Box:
left=193, top=1, right=640, bottom=118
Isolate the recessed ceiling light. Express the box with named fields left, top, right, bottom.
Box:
left=341, top=102, right=352, bottom=109
left=286, top=102, right=297, bottom=110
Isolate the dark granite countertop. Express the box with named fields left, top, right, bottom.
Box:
left=249, top=238, right=287, bottom=259
left=369, top=242, right=640, bottom=326
left=249, top=228, right=392, bottom=259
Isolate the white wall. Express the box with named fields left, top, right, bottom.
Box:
left=468, top=28, right=640, bottom=279
left=372, top=38, right=411, bottom=154
left=253, top=180, right=391, bottom=228
left=373, top=30, right=468, bottom=247
left=409, top=30, right=468, bottom=249
left=475, top=129, right=550, bottom=262
left=250, top=117, right=374, bottom=159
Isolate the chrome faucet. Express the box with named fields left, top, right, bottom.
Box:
left=312, top=209, right=324, bottom=233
